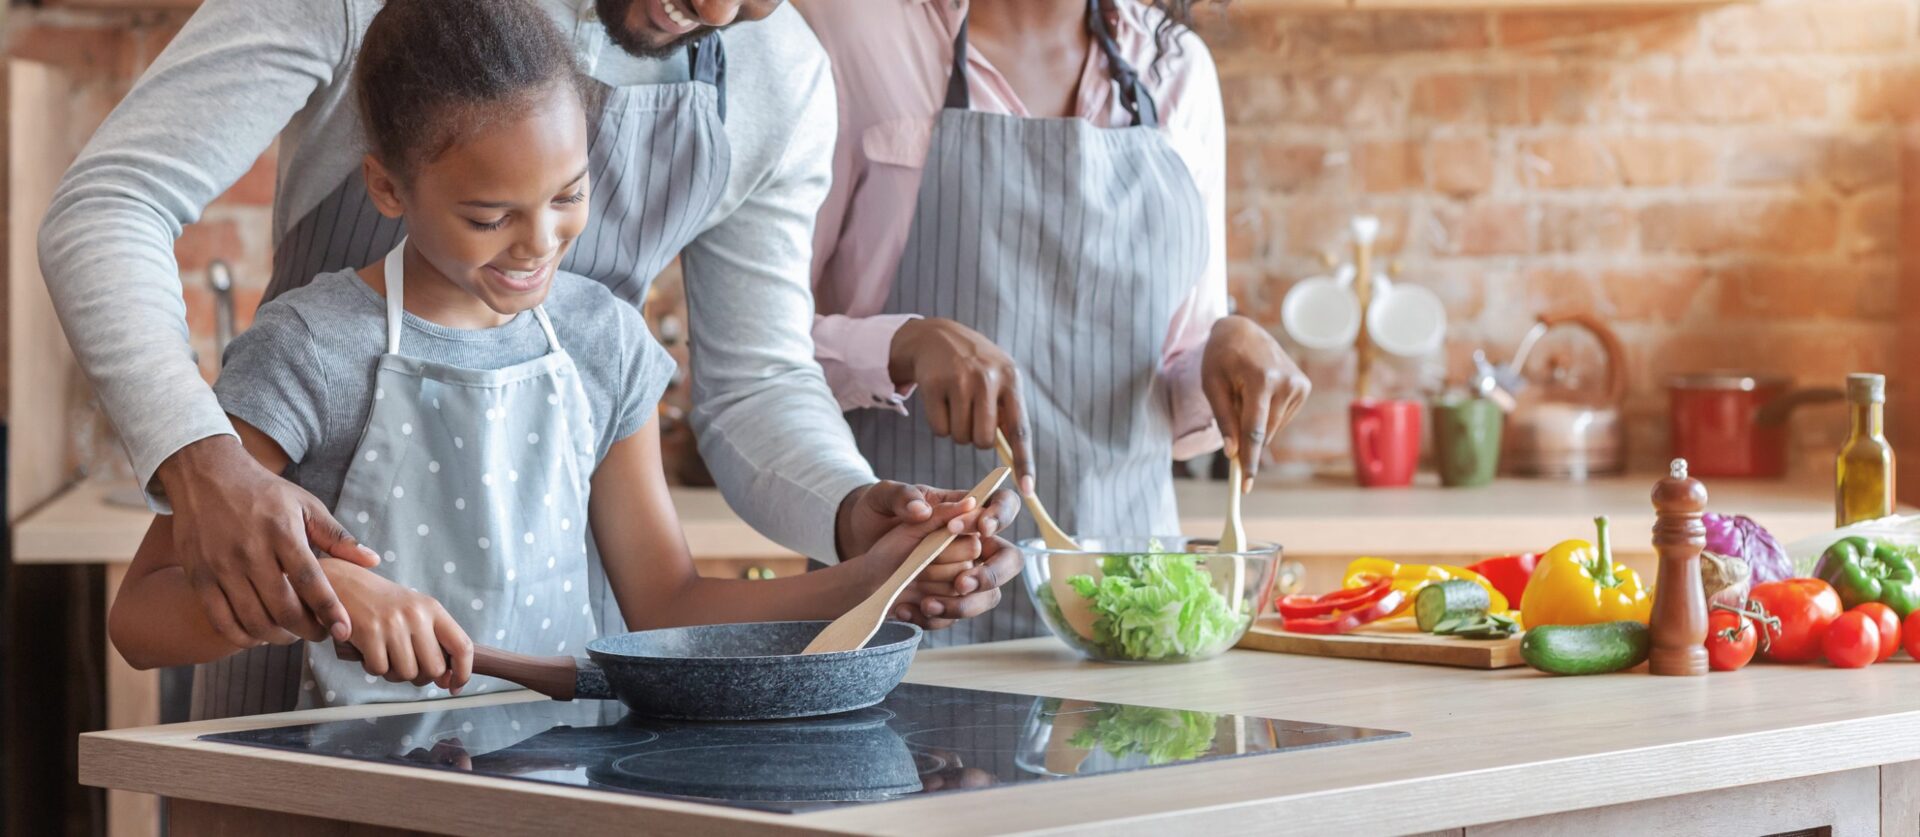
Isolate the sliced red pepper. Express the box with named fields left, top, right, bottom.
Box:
left=1277, top=577, right=1392, bottom=619
left=1467, top=553, right=1538, bottom=608
left=1282, top=590, right=1407, bottom=635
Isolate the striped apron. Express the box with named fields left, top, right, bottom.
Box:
left=847, top=3, right=1208, bottom=647
left=194, top=35, right=730, bottom=720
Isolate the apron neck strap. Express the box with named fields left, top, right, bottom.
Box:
left=686, top=32, right=727, bottom=122
left=942, top=0, right=1158, bottom=129
left=380, top=239, right=562, bottom=356
left=384, top=241, right=408, bottom=356
left=1084, top=0, right=1156, bottom=128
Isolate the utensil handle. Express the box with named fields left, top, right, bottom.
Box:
left=995, top=430, right=1078, bottom=551
left=1538, top=313, right=1629, bottom=404
left=472, top=646, right=583, bottom=701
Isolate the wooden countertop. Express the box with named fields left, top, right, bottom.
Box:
left=80, top=639, right=1920, bottom=836
left=17, top=472, right=1843, bottom=565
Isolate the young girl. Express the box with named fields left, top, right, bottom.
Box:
left=109, top=0, right=1005, bottom=713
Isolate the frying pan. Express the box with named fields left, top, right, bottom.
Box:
left=469, top=620, right=923, bottom=721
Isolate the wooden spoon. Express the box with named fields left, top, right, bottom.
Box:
left=1220, top=455, right=1247, bottom=618
left=801, top=467, right=1011, bottom=655
left=994, top=430, right=1078, bottom=551
left=995, top=430, right=1101, bottom=642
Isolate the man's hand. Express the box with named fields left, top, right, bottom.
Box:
left=889, top=317, right=1034, bottom=492
left=1201, top=316, right=1312, bottom=491
left=154, top=435, right=380, bottom=647
left=836, top=479, right=1022, bottom=563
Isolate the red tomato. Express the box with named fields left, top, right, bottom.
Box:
left=1705, top=610, right=1757, bottom=672
left=1750, top=579, right=1844, bottom=663
left=1853, top=603, right=1902, bottom=663
left=1824, top=612, right=1880, bottom=668
left=1904, top=609, right=1920, bottom=660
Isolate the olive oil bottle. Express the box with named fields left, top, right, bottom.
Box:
left=1836, top=373, right=1895, bottom=526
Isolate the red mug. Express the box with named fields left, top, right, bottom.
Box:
left=1349, top=399, right=1422, bottom=488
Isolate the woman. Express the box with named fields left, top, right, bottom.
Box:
left=800, top=0, right=1310, bottom=645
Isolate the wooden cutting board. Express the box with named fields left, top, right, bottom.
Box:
left=1237, top=617, right=1526, bottom=669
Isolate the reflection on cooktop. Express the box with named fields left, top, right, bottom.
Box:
left=203, top=683, right=1406, bottom=814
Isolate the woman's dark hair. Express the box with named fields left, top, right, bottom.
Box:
left=1132, top=0, right=1225, bottom=79
left=355, top=0, right=593, bottom=179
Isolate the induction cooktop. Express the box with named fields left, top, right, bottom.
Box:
left=203, top=683, right=1405, bottom=814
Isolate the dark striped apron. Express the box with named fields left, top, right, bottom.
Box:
left=848, top=4, right=1208, bottom=647
left=195, top=36, right=730, bottom=720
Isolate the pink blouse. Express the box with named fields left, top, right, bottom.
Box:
left=798, top=0, right=1228, bottom=459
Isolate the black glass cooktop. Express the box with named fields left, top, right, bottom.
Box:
left=202, top=684, right=1405, bottom=813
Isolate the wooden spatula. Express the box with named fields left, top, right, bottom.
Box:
left=1220, top=455, right=1248, bottom=618
left=801, top=467, right=1011, bottom=655
left=994, top=430, right=1078, bottom=551
left=995, top=430, right=1101, bottom=641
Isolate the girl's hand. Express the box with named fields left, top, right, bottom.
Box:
left=855, top=496, right=1023, bottom=630
left=1201, top=316, right=1312, bottom=492
left=321, top=559, right=474, bottom=693
left=893, top=535, right=1023, bottom=630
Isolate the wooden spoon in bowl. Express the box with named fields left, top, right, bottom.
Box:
left=1219, top=455, right=1248, bottom=618
left=802, top=467, right=1011, bottom=655
left=995, top=430, right=1101, bottom=642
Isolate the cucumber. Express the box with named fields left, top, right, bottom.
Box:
left=1415, top=580, right=1491, bottom=632
left=1520, top=621, right=1651, bottom=675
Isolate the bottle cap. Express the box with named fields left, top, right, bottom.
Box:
left=1847, top=373, right=1886, bottom=403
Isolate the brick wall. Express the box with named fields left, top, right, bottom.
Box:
left=6, top=6, right=268, bottom=387
left=1197, top=1, right=1919, bottom=490
left=11, top=1, right=1919, bottom=497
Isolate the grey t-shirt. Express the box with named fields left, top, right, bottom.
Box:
left=214, top=268, right=673, bottom=509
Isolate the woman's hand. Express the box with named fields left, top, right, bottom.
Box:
left=1201, top=316, right=1312, bottom=491
left=322, top=559, right=474, bottom=693
left=888, top=317, right=1035, bottom=490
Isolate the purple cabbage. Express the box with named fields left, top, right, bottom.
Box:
left=1704, top=513, right=1793, bottom=584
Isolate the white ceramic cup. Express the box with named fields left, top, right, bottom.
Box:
left=1366, top=277, right=1447, bottom=357
left=1281, top=266, right=1362, bottom=351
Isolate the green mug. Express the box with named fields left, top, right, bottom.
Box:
left=1432, top=397, right=1503, bottom=488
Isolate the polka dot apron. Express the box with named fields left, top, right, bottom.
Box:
left=300, top=239, right=601, bottom=708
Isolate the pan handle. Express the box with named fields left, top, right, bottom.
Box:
left=1755, top=387, right=1845, bottom=426
left=472, top=646, right=612, bottom=701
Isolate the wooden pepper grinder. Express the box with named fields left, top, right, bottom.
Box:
left=1650, top=458, right=1709, bottom=676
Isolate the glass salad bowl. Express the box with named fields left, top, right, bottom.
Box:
left=1022, top=536, right=1280, bottom=663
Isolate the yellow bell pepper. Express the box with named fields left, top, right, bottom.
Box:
left=1343, top=558, right=1510, bottom=617
left=1520, top=516, right=1652, bottom=628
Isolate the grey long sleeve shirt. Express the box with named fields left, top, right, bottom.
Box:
left=37, top=0, right=875, bottom=563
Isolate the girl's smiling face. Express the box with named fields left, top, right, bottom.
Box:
left=364, top=84, right=591, bottom=325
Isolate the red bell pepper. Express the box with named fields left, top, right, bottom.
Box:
left=1278, top=577, right=1392, bottom=619
left=1468, top=553, right=1538, bottom=608
left=1282, top=590, right=1407, bottom=635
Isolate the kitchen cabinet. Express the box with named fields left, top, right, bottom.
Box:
left=79, top=639, right=1920, bottom=835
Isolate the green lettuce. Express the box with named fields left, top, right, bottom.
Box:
left=1066, top=705, right=1220, bottom=764
left=1045, top=542, right=1249, bottom=661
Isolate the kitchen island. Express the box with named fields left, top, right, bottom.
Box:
left=81, top=638, right=1920, bottom=836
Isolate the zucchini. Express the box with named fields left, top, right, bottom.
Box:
left=1415, top=580, right=1491, bottom=632
left=1520, top=621, right=1651, bottom=675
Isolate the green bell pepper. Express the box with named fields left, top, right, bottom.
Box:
left=1812, top=536, right=1920, bottom=617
